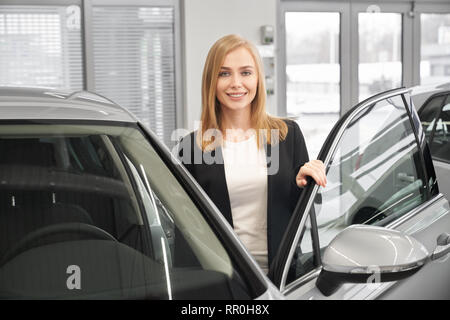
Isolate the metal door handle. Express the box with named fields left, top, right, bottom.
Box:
left=437, top=233, right=450, bottom=246
left=397, top=172, right=415, bottom=183
left=431, top=233, right=450, bottom=261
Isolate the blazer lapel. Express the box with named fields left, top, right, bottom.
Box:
left=207, top=146, right=233, bottom=227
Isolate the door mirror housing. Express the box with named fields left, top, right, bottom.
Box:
left=316, top=225, right=429, bottom=296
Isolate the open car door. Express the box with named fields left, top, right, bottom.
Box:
left=270, top=88, right=450, bottom=300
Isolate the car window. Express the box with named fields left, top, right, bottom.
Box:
left=0, top=124, right=253, bottom=299
left=285, top=94, right=427, bottom=285
left=419, top=94, right=446, bottom=143
left=285, top=215, right=316, bottom=284
left=429, top=95, right=450, bottom=163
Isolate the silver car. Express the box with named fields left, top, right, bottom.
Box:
left=0, top=87, right=449, bottom=300
left=411, top=83, right=450, bottom=202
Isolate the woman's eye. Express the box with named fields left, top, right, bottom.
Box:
left=242, top=71, right=252, bottom=76
left=219, top=71, right=230, bottom=77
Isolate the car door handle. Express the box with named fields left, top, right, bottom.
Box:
left=437, top=233, right=450, bottom=246
left=397, top=172, right=415, bottom=183
left=431, top=233, right=450, bottom=261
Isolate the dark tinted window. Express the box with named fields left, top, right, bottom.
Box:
left=285, top=215, right=316, bottom=283
left=422, top=142, right=439, bottom=196
left=429, top=95, right=450, bottom=162
left=419, top=95, right=445, bottom=143
left=0, top=124, right=252, bottom=299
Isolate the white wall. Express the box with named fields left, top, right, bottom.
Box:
left=182, top=0, right=277, bottom=130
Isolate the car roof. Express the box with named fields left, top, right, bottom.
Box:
left=0, top=87, right=138, bottom=123
left=410, top=82, right=450, bottom=110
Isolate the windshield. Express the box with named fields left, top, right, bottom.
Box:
left=0, top=123, right=252, bottom=299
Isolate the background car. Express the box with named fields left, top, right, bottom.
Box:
left=0, top=87, right=449, bottom=300
left=411, top=83, right=450, bottom=201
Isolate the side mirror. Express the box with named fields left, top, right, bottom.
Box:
left=316, top=225, right=429, bottom=296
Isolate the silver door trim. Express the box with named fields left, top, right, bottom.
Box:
left=282, top=267, right=322, bottom=296
left=388, top=193, right=444, bottom=229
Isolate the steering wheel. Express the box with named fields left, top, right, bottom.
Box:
left=0, top=222, right=117, bottom=267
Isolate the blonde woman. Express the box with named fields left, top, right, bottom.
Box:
left=178, top=34, right=326, bottom=274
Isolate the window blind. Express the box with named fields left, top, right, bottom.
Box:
left=0, top=5, right=83, bottom=90
left=92, top=6, right=176, bottom=147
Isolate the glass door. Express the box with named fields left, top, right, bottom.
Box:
left=420, top=13, right=450, bottom=85
left=358, top=12, right=402, bottom=101
left=281, top=1, right=350, bottom=159
left=285, top=11, right=341, bottom=158
left=350, top=3, right=411, bottom=103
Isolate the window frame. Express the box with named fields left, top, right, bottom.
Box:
left=278, top=0, right=450, bottom=118
left=85, top=0, right=183, bottom=143
left=415, top=3, right=450, bottom=85
left=0, top=0, right=85, bottom=90
left=1, top=0, right=184, bottom=139
left=277, top=1, right=351, bottom=117
left=353, top=3, right=409, bottom=102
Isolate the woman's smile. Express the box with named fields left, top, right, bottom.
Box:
left=227, top=92, right=248, bottom=100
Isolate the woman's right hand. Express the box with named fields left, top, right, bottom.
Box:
left=296, top=160, right=327, bottom=188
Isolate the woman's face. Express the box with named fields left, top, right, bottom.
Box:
left=215, top=46, right=258, bottom=113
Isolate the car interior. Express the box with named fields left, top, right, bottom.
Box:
left=0, top=130, right=250, bottom=299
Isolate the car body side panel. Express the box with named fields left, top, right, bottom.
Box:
left=434, top=161, right=450, bottom=202
left=376, top=195, right=450, bottom=299
left=285, top=195, right=450, bottom=300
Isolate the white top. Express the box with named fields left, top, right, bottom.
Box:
left=222, top=134, right=269, bottom=274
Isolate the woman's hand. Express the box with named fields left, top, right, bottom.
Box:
left=296, top=160, right=327, bottom=188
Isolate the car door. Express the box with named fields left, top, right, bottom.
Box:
left=417, top=92, right=450, bottom=201
left=270, top=88, right=450, bottom=299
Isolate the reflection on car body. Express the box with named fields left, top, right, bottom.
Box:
left=315, top=95, right=424, bottom=233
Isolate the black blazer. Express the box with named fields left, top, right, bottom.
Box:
left=177, top=119, right=309, bottom=265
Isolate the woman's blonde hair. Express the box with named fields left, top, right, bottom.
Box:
left=198, top=34, right=287, bottom=151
